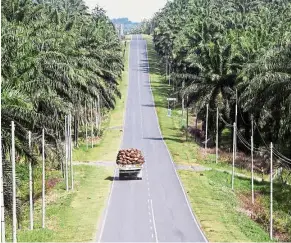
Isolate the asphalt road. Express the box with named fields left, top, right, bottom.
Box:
left=98, top=35, right=207, bottom=242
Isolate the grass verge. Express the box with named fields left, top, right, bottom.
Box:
left=11, top=165, right=113, bottom=242
left=144, top=34, right=291, bottom=242
left=73, top=40, right=130, bottom=162
left=179, top=170, right=270, bottom=242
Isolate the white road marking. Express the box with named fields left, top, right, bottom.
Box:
left=97, top=168, right=117, bottom=242
left=144, top=39, right=208, bottom=242
left=137, top=35, right=160, bottom=242
left=149, top=199, right=158, bottom=242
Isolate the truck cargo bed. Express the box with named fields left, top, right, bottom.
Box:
left=118, top=164, right=143, bottom=180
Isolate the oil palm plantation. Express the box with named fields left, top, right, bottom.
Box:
left=1, top=0, right=124, bottom=221
left=150, top=0, right=291, bottom=154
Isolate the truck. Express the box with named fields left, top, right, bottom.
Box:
left=118, top=163, right=143, bottom=180
left=116, top=148, right=145, bottom=180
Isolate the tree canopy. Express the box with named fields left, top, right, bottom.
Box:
left=1, top=0, right=124, bottom=218
left=148, top=0, right=291, bottom=162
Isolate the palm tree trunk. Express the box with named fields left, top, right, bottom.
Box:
left=74, top=113, right=79, bottom=148
left=242, top=113, right=251, bottom=154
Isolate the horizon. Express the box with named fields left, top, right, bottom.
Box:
left=83, top=0, right=167, bottom=22
left=111, top=17, right=140, bottom=23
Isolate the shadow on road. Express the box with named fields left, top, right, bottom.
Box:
left=104, top=176, right=142, bottom=181
left=143, top=137, right=163, bottom=140
left=139, top=51, right=165, bottom=76
left=104, top=176, right=119, bottom=181
left=143, top=137, right=185, bottom=143
left=142, top=104, right=155, bottom=107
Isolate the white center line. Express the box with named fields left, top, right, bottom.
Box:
left=143, top=38, right=208, bottom=242
left=150, top=199, right=158, bottom=242
left=136, top=35, right=159, bottom=243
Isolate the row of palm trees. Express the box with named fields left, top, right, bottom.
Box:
left=145, top=0, right=291, bottom=160
left=1, top=0, right=123, bottom=223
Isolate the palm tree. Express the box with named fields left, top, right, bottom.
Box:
left=239, top=44, right=291, bottom=156
left=1, top=0, right=124, bottom=224
left=150, top=0, right=291, bottom=152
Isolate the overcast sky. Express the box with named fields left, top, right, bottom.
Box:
left=83, top=0, right=168, bottom=22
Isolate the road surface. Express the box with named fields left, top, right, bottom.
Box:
left=98, top=35, right=207, bottom=242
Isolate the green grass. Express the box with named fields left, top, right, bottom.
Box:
left=10, top=165, right=113, bottom=242
left=179, top=170, right=270, bottom=242
left=143, top=34, right=291, bottom=242
left=73, top=39, right=130, bottom=162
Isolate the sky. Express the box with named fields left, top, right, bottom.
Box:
left=83, top=0, right=168, bottom=22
